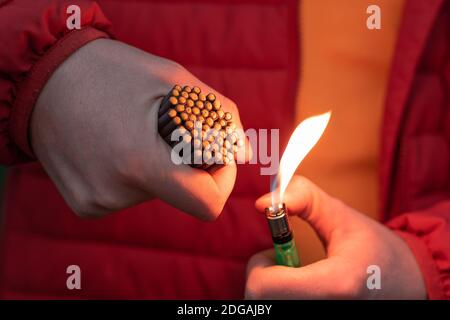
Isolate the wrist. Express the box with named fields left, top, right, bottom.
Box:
left=390, top=230, right=427, bottom=299
left=14, top=28, right=110, bottom=158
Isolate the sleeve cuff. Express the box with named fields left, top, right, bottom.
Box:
left=9, top=26, right=110, bottom=158
left=394, top=230, right=447, bottom=299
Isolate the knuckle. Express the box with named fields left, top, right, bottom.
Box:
left=245, top=270, right=263, bottom=300
left=167, top=59, right=184, bottom=72
left=245, top=256, right=268, bottom=300
left=164, top=60, right=187, bottom=79
left=198, top=201, right=223, bottom=222
left=154, top=58, right=188, bottom=86
left=225, top=99, right=238, bottom=114
left=70, top=197, right=98, bottom=218
left=114, top=151, right=147, bottom=190
left=246, top=254, right=261, bottom=274
left=92, top=191, right=122, bottom=213
left=293, top=175, right=313, bottom=189
left=74, top=207, right=98, bottom=219
left=68, top=189, right=109, bottom=219
left=245, top=284, right=260, bottom=300
left=195, top=190, right=227, bottom=221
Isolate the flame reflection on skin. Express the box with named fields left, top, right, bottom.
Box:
left=271, top=111, right=331, bottom=206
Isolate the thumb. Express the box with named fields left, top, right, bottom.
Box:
left=255, top=175, right=352, bottom=246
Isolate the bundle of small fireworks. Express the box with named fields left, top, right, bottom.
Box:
left=158, top=85, right=244, bottom=169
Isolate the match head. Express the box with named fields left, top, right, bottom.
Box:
left=221, top=147, right=228, bottom=155
left=175, top=104, right=185, bottom=113
left=193, top=139, right=202, bottom=149
left=185, top=120, right=194, bottom=131
left=205, top=101, right=213, bottom=111
left=210, top=111, right=218, bottom=121
left=195, top=101, right=204, bottom=109
left=214, top=152, right=223, bottom=163
left=192, top=129, right=200, bottom=138
left=181, top=91, right=189, bottom=99
left=167, top=109, right=177, bottom=118
left=180, top=112, right=189, bottom=121
left=205, top=117, right=214, bottom=127
left=178, top=126, right=187, bottom=135
left=169, top=96, right=178, bottom=106
left=193, top=86, right=201, bottom=94
left=189, top=93, right=199, bottom=101
left=172, top=117, right=182, bottom=125
left=194, top=121, right=203, bottom=130
left=183, top=134, right=192, bottom=144
left=186, top=99, right=194, bottom=107
left=207, top=93, right=216, bottom=102
left=202, top=124, right=211, bottom=132
left=213, top=100, right=221, bottom=110
left=202, top=141, right=210, bottom=150
left=216, top=136, right=224, bottom=146
left=201, top=109, right=209, bottom=118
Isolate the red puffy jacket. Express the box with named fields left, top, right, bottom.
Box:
left=0, top=0, right=449, bottom=299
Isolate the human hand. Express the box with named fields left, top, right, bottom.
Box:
left=31, top=39, right=247, bottom=220
left=245, top=176, right=426, bottom=299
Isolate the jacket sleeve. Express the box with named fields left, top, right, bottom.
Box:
left=0, top=0, right=113, bottom=165
left=386, top=201, right=450, bottom=299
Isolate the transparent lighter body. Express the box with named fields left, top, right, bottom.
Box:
left=274, top=238, right=300, bottom=268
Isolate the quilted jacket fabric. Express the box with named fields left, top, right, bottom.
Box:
left=0, top=0, right=449, bottom=299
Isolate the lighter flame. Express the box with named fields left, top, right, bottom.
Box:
left=271, top=111, right=331, bottom=206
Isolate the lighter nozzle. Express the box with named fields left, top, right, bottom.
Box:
left=264, top=203, right=292, bottom=243
left=264, top=203, right=287, bottom=217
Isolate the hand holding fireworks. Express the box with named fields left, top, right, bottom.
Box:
left=245, top=176, right=427, bottom=299
left=30, top=39, right=248, bottom=220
